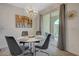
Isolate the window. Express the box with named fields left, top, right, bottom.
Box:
left=42, top=13, right=50, bottom=35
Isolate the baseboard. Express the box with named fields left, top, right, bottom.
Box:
left=65, top=50, right=78, bottom=56
left=0, top=47, right=8, bottom=51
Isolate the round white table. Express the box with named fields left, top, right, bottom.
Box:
left=17, top=35, right=44, bottom=55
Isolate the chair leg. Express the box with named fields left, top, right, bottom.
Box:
left=35, top=48, right=49, bottom=56
left=22, top=43, right=26, bottom=50
left=34, top=48, right=38, bottom=56
left=40, top=50, right=49, bottom=56
left=23, top=43, right=25, bottom=46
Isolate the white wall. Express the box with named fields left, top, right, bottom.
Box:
left=66, top=3, right=79, bottom=55
left=0, top=3, right=40, bottom=49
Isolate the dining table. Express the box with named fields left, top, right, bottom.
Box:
left=17, top=35, right=44, bottom=55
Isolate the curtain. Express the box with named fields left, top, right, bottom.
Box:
left=57, top=4, right=66, bottom=50
left=39, top=15, right=42, bottom=32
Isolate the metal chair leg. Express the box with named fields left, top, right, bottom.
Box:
left=35, top=48, right=49, bottom=56
left=40, top=50, right=49, bottom=56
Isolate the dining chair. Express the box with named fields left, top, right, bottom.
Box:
left=20, top=31, right=28, bottom=49
left=36, top=31, right=41, bottom=35
left=35, top=34, right=51, bottom=56
left=35, top=31, right=41, bottom=43
left=5, top=36, right=30, bottom=56
left=21, top=31, right=28, bottom=36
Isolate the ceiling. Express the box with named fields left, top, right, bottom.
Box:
left=9, top=3, right=53, bottom=12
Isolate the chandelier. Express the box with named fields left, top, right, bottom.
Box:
left=26, top=7, right=38, bottom=19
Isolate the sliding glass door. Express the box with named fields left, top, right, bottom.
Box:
left=41, top=10, right=59, bottom=47
left=50, top=10, right=59, bottom=46
left=42, top=13, right=50, bottom=36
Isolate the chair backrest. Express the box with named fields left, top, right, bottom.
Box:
left=36, top=31, right=41, bottom=35
left=22, top=31, right=28, bottom=36
left=5, top=36, right=22, bottom=56
left=42, top=34, right=51, bottom=49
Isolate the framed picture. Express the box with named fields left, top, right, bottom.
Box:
left=16, top=15, right=32, bottom=28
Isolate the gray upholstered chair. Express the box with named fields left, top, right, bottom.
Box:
left=36, top=31, right=41, bottom=43
left=21, top=31, right=28, bottom=36
left=35, top=34, right=51, bottom=55
left=35, top=31, right=41, bottom=43
left=20, top=31, right=28, bottom=49
left=36, top=31, right=41, bottom=35
left=5, top=36, right=29, bottom=56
